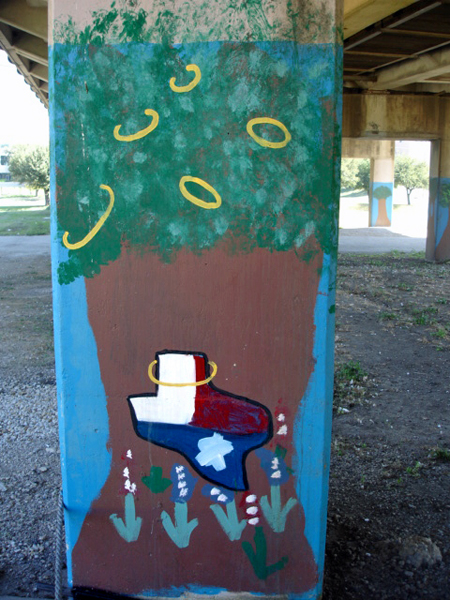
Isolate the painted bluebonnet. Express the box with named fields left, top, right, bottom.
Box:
left=170, top=463, right=197, bottom=503
left=256, top=447, right=297, bottom=533
left=161, top=463, right=199, bottom=548
left=202, top=483, right=247, bottom=541
left=201, top=484, right=233, bottom=504
left=256, top=447, right=290, bottom=485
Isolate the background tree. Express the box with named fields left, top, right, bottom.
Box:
left=340, top=158, right=370, bottom=193
left=340, top=158, right=359, bottom=191
left=356, top=159, right=370, bottom=194
left=394, top=155, right=428, bottom=205
left=7, top=145, right=50, bottom=205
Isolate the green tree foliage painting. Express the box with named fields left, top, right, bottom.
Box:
left=440, top=183, right=450, bottom=208
left=54, top=40, right=339, bottom=284
left=372, top=185, right=392, bottom=202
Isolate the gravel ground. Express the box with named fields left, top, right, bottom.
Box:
left=0, top=250, right=62, bottom=597
left=0, top=378, right=60, bottom=596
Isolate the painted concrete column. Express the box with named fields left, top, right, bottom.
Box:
left=49, top=1, right=342, bottom=598
left=369, top=141, right=395, bottom=227
left=427, top=98, right=450, bottom=261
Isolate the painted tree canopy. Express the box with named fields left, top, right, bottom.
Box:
left=54, top=41, right=340, bottom=283
left=440, top=182, right=450, bottom=208
left=372, top=185, right=392, bottom=201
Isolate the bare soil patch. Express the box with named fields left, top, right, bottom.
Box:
left=324, top=253, right=450, bottom=599
left=0, top=248, right=449, bottom=598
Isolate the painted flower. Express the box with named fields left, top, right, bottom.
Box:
left=201, top=484, right=233, bottom=504
left=169, top=463, right=197, bottom=503
left=120, top=450, right=137, bottom=495
left=256, top=448, right=290, bottom=486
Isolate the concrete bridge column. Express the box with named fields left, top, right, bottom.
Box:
left=50, top=0, right=342, bottom=598
left=369, top=141, right=394, bottom=227
left=427, top=98, right=450, bottom=261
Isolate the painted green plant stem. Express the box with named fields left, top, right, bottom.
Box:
left=260, top=485, right=297, bottom=533
left=210, top=499, right=247, bottom=541
left=242, top=526, right=288, bottom=580
left=161, top=502, right=198, bottom=548
left=109, top=492, right=142, bottom=542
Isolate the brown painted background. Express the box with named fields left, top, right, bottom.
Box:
left=72, top=242, right=322, bottom=594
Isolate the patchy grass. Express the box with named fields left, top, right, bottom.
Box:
left=410, top=306, right=438, bottom=326
left=406, top=461, right=423, bottom=477
left=334, top=359, right=370, bottom=413
left=433, top=329, right=447, bottom=339
left=0, top=206, right=50, bottom=236
left=430, top=446, right=450, bottom=462
left=386, top=250, right=426, bottom=260
left=336, top=360, right=367, bottom=382
left=379, top=311, right=397, bottom=321
left=338, top=255, right=450, bottom=347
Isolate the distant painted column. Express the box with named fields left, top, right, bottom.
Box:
left=427, top=98, right=450, bottom=261
left=49, top=1, right=342, bottom=598
left=369, top=141, right=395, bottom=227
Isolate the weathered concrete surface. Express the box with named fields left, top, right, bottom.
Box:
left=342, top=138, right=394, bottom=159
left=342, top=94, right=441, bottom=140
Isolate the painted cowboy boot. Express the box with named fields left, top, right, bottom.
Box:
left=128, top=350, right=272, bottom=490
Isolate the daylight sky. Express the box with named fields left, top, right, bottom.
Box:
left=0, top=50, right=49, bottom=147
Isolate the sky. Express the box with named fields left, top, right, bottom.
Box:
left=0, top=49, right=49, bottom=147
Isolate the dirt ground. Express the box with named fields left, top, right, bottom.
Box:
left=324, top=252, right=450, bottom=600
left=0, top=246, right=449, bottom=598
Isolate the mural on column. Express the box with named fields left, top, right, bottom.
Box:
left=50, top=0, right=341, bottom=597
left=129, top=350, right=273, bottom=490
left=426, top=177, right=450, bottom=261
left=371, top=182, right=393, bottom=227
left=434, top=179, right=450, bottom=259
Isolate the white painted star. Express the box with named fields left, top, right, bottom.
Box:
left=195, top=433, right=233, bottom=471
